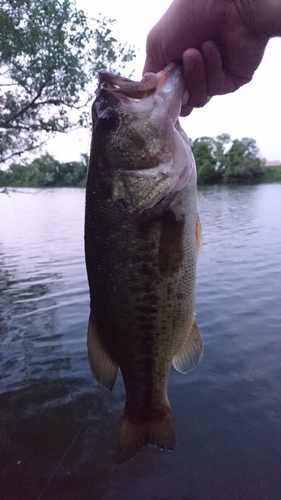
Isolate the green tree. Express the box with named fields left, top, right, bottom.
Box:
left=261, top=165, right=281, bottom=182
left=192, top=137, right=221, bottom=184
left=223, top=138, right=264, bottom=183
left=1, top=153, right=89, bottom=187
left=193, top=134, right=264, bottom=184
left=213, top=133, right=231, bottom=173
left=0, top=0, right=135, bottom=165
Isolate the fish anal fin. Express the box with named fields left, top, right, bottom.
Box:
left=196, top=215, right=202, bottom=259
left=87, top=313, right=118, bottom=391
left=117, top=407, right=176, bottom=463
left=172, top=318, right=204, bottom=373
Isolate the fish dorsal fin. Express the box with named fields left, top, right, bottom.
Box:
left=87, top=313, right=118, bottom=391
left=196, top=215, right=202, bottom=260
left=172, top=317, right=204, bottom=373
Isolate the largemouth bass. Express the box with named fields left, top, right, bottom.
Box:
left=85, top=63, right=203, bottom=462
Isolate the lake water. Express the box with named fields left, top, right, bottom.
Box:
left=0, top=184, right=281, bottom=500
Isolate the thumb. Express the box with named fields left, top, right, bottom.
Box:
left=143, top=27, right=168, bottom=76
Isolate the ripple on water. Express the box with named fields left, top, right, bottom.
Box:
left=1, top=185, right=281, bottom=499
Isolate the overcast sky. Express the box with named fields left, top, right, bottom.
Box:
left=49, top=0, right=281, bottom=162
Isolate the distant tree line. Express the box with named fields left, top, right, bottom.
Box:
left=0, top=153, right=88, bottom=188
left=0, top=135, right=280, bottom=189
left=192, top=134, right=265, bottom=184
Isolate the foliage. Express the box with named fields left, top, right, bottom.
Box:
left=192, top=135, right=265, bottom=184
left=192, top=137, right=220, bottom=184
left=261, top=165, right=281, bottom=182
left=0, top=0, right=135, bottom=165
left=0, top=135, right=270, bottom=189
left=0, top=153, right=88, bottom=187
left=223, top=138, right=264, bottom=183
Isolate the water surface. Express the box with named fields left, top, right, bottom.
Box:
left=0, top=185, right=281, bottom=500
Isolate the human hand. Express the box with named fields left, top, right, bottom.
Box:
left=143, top=0, right=280, bottom=116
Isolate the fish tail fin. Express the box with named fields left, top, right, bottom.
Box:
left=117, top=408, right=176, bottom=463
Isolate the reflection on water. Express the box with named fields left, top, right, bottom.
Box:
left=0, top=189, right=89, bottom=394
left=0, top=185, right=281, bottom=500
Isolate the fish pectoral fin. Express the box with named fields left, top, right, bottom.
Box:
left=87, top=313, right=118, bottom=391
left=172, top=318, right=204, bottom=373
left=196, top=214, right=202, bottom=260
left=158, top=210, right=185, bottom=277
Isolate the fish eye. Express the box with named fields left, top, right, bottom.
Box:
left=98, top=109, right=119, bottom=133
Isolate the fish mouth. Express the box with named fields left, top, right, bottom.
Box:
left=98, top=63, right=184, bottom=100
